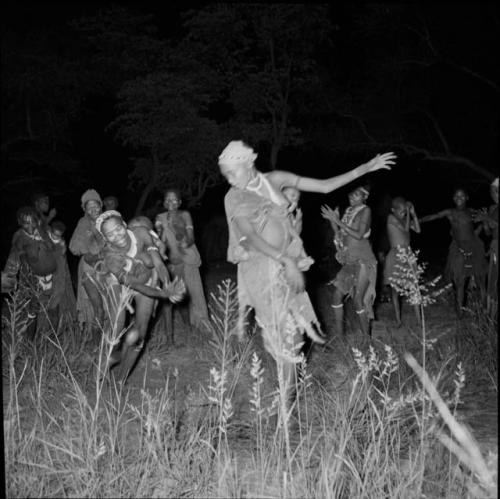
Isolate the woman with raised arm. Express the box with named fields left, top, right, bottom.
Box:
left=419, top=188, right=487, bottom=316
left=472, top=177, right=498, bottom=320
left=219, top=140, right=395, bottom=406
left=321, top=185, right=378, bottom=337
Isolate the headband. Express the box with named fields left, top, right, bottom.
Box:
left=218, top=141, right=258, bottom=164
left=95, top=210, right=123, bottom=234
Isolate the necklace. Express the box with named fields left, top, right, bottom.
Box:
left=245, top=173, right=263, bottom=192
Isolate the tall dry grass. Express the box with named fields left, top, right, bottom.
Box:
left=2, top=263, right=497, bottom=498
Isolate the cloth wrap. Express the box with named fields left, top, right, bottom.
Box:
left=332, top=205, right=377, bottom=318
left=69, top=215, right=105, bottom=326
left=156, top=211, right=209, bottom=328
left=444, top=236, right=487, bottom=285
left=224, top=184, right=323, bottom=360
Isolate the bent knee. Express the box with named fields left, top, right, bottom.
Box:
left=125, top=329, right=140, bottom=346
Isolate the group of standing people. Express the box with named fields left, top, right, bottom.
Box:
left=2, top=141, right=497, bottom=390
left=2, top=188, right=209, bottom=383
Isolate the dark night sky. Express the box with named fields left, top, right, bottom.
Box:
left=1, top=2, right=498, bottom=271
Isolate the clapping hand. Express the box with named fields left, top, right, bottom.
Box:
left=163, top=277, right=186, bottom=303
left=365, top=152, right=397, bottom=172
left=321, top=204, right=340, bottom=224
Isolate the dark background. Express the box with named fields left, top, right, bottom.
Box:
left=2, top=3, right=498, bottom=281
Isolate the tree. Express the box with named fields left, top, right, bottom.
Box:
left=108, top=72, right=225, bottom=213
left=316, top=4, right=498, bottom=181
left=175, top=4, right=332, bottom=169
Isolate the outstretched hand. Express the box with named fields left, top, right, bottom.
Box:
left=365, top=152, right=397, bottom=172
left=321, top=204, right=340, bottom=224
left=163, top=277, right=186, bottom=303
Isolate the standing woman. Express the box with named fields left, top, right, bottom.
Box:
left=69, top=189, right=106, bottom=334
left=218, top=140, right=395, bottom=405
left=321, top=185, right=378, bottom=337
left=473, top=177, right=498, bottom=319
left=155, top=188, right=209, bottom=329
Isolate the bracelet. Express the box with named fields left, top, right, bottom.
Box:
left=146, top=246, right=159, bottom=252
left=276, top=252, right=283, bottom=262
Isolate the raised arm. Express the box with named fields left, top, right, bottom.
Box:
left=419, top=209, right=451, bottom=224
left=408, top=202, right=421, bottom=233
left=273, top=152, right=396, bottom=194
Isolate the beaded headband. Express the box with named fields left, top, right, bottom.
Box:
left=218, top=140, right=258, bottom=164
left=95, top=210, right=123, bottom=234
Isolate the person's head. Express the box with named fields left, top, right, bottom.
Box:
left=218, top=140, right=258, bottom=190
left=452, top=188, right=468, bottom=208
left=282, top=186, right=301, bottom=208
left=490, top=178, right=499, bottom=205
left=81, top=189, right=102, bottom=220
left=17, top=206, right=39, bottom=235
left=50, top=220, right=66, bottom=242
left=128, top=215, right=153, bottom=231
left=103, top=195, right=119, bottom=211
left=348, top=185, right=370, bottom=207
left=96, top=211, right=129, bottom=248
left=391, top=196, right=407, bottom=220
left=163, top=188, right=182, bottom=211
left=32, top=193, right=50, bottom=214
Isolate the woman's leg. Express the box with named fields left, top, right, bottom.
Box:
left=390, top=286, right=402, bottom=327
left=353, top=263, right=371, bottom=336
left=116, top=294, right=155, bottom=384
left=82, top=278, right=104, bottom=329
left=331, top=287, right=346, bottom=336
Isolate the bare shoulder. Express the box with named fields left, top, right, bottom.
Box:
left=267, top=170, right=297, bottom=188
left=387, top=213, right=397, bottom=224
left=179, top=209, right=192, bottom=220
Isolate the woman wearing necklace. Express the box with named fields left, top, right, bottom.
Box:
left=155, top=188, right=210, bottom=330
left=219, top=140, right=395, bottom=407
left=91, top=210, right=185, bottom=383
left=321, top=185, right=377, bottom=338
left=3, top=206, right=59, bottom=339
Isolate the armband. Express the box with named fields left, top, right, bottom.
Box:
left=185, top=225, right=193, bottom=230
left=146, top=246, right=159, bottom=252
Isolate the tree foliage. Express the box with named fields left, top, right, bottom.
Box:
left=175, top=4, right=332, bottom=169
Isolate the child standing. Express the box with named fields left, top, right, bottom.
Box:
left=420, top=188, right=487, bottom=316
left=384, top=197, right=421, bottom=327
